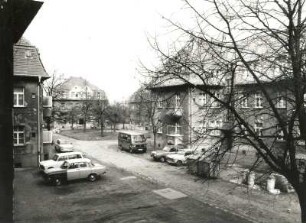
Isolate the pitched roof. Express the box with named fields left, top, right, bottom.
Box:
left=60, top=76, right=104, bottom=92
left=14, top=38, right=49, bottom=80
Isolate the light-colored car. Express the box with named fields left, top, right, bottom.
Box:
left=43, top=158, right=106, bottom=186
left=39, top=152, right=84, bottom=172
left=151, top=144, right=186, bottom=162
left=54, top=139, right=74, bottom=153
left=166, top=150, right=193, bottom=166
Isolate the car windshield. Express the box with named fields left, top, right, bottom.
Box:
left=52, top=154, right=59, bottom=161
left=132, top=135, right=145, bottom=143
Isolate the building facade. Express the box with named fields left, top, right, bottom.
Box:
left=13, top=38, right=49, bottom=167
left=53, top=76, right=107, bottom=129
left=150, top=76, right=292, bottom=153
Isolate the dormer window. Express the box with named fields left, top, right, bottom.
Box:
left=25, top=50, right=32, bottom=58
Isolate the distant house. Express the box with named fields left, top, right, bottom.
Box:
left=53, top=76, right=107, bottom=129
left=13, top=38, right=50, bottom=167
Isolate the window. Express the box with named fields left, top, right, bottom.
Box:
left=195, top=121, right=207, bottom=134
left=276, top=95, right=286, bottom=108
left=211, top=92, right=221, bottom=108
left=58, top=156, right=67, bottom=161
left=13, top=126, right=25, bottom=146
left=241, top=93, right=249, bottom=108
left=167, top=123, right=182, bottom=135
left=254, top=121, right=263, bottom=136
left=157, top=98, right=164, bottom=108
left=79, top=162, right=87, bottom=168
left=239, top=124, right=247, bottom=135
left=157, top=126, right=163, bottom=134
left=209, top=120, right=222, bottom=136
left=175, top=94, right=181, bottom=108
left=198, top=93, right=207, bottom=106
left=14, top=88, right=24, bottom=107
left=276, top=125, right=285, bottom=141
left=254, top=93, right=263, bottom=108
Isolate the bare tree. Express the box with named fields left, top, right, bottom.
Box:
left=80, top=80, right=94, bottom=132
left=143, top=0, right=306, bottom=221
left=43, top=71, right=66, bottom=99
left=129, top=88, right=161, bottom=149
left=92, top=98, right=109, bottom=136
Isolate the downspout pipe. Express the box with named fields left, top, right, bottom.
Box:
left=37, top=76, right=42, bottom=164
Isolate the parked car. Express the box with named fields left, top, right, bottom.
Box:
left=151, top=144, right=186, bottom=162
left=43, top=158, right=106, bottom=186
left=118, top=131, right=147, bottom=153
left=166, top=149, right=193, bottom=166
left=54, top=139, right=74, bottom=153
left=39, top=151, right=84, bottom=172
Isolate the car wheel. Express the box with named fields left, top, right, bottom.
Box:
left=129, top=148, right=133, bottom=153
left=88, top=174, right=97, bottom=182
left=54, top=178, right=62, bottom=186
left=176, top=160, right=183, bottom=166
left=160, top=157, right=166, bottom=163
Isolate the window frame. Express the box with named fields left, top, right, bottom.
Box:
left=211, top=92, right=221, bottom=108
left=198, top=93, right=207, bottom=106
left=254, top=93, right=263, bottom=108
left=13, top=87, right=25, bottom=107
left=254, top=121, right=263, bottom=136
left=13, top=126, right=25, bottom=146
left=241, top=93, right=249, bottom=108
left=276, top=95, right=286, bottom=108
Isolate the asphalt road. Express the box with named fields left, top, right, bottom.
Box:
left=14, top=163, right=250, bottom=223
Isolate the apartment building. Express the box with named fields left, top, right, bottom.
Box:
left=149, top=74, right=292, bottom=152
left=13, top=38, right=50, bottom=167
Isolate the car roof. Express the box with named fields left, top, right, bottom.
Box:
left=64, top=158, right=91, bottom=164
left=55, top=151, right=82, bottom=156
left=118, top=130, right=145, bottom=136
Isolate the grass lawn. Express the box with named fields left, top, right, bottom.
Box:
left=59, top=129, right=118, bottom=141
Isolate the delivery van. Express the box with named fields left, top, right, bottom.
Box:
left=118, top=131, right=147, bottom=153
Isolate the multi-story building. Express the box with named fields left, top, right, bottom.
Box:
left=128, top=88, right=151, bottom=129
left=149, top=72, right=292, bottom=152
left=53, top=76, right=107, bottom=128
left=13, top=38, right=50, bottom=167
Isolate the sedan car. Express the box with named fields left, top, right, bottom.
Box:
left=54, top=139, right=74, bottom=153
left=166, top=150, right=193, bottom=166
left=43, top=158, right=106, bottom=186
left=39, top=151, right=84, bottom=172
left=151, top=144, right=186, bottom=162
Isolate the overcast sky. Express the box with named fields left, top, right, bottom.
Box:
left=24, top=0, right=187, bottom=103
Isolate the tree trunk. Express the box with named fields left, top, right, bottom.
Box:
left=153, top=132, right=157, bottom=150
left=100, top=114, right=104, bottom=137
left=83, top=116, right=87, bottom=132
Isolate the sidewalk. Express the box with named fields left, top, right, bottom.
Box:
left=59, top=136, right=301, bottom=223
